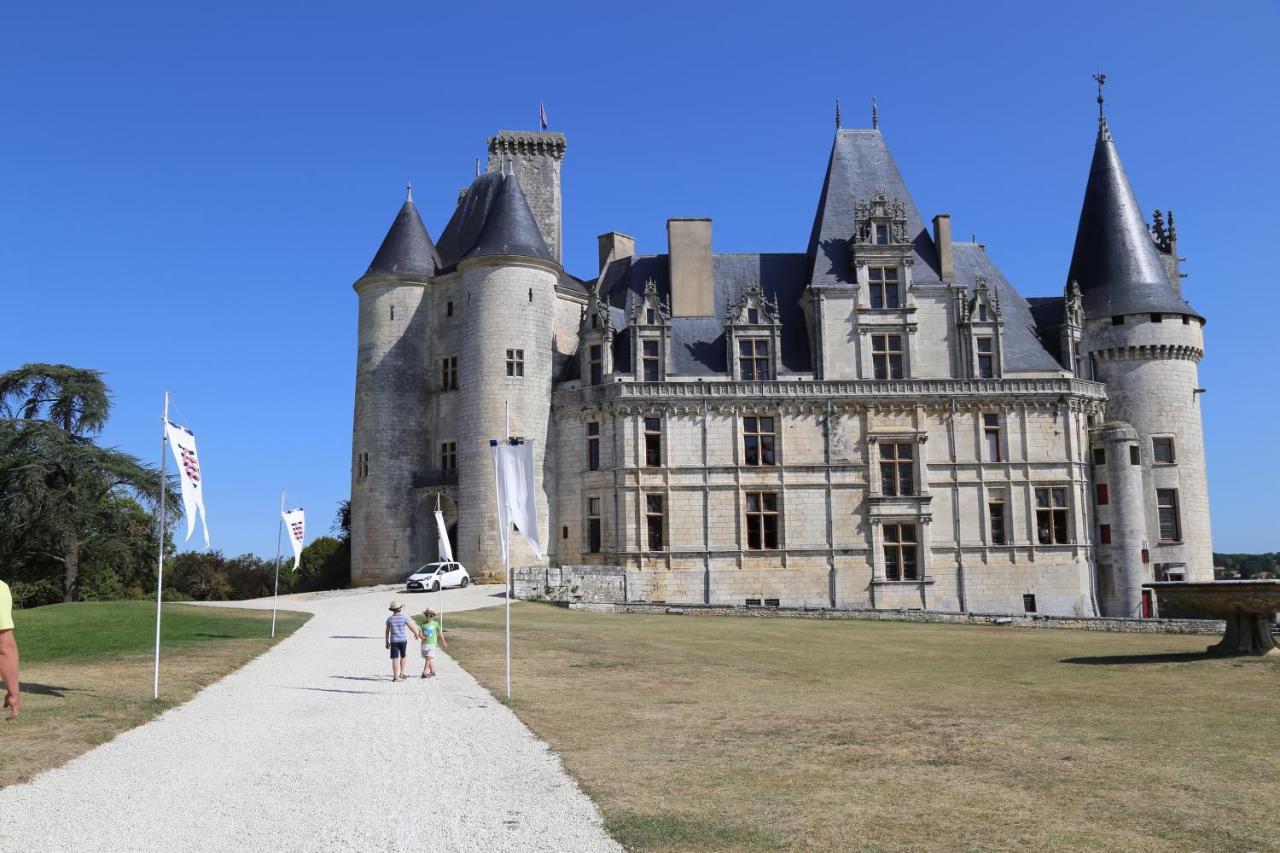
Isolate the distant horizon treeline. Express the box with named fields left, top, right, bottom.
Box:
left=1213, top=552, right=1279, bottom=579
left=1, top=363, right=350, bottom=608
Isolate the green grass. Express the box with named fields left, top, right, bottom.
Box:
left=444, top=603, right=1280, bottom=852
left=13, top=600, right=305, bottom=662
left=3, top=600, right=308, bottom=787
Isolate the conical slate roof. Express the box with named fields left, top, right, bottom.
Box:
left=1065, top=125, right=1198, bottom=319
left=435, top=170, right=554, bottom=269
left=364, top=188, right=438, bottom=278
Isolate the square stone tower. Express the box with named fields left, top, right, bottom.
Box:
left=487, top=130, right=566, bottom=263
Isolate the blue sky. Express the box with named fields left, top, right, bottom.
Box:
left=2, top=2, right=1277, bottom=556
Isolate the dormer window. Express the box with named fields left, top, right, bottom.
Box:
left=868, top=267, right=900, bottom=309
left=641, top=340, right=660, bottom=382
left=589, top=344, right=603, bottom=385
left=875, top=224, right=889, bottom=245
left=646, top=308, right=656, bottom=324
left=978, top=304, right=989, bottom=322
left=976, top=337, right=995, bottom=378
left=724, top=283, right=782, bottom=383
left=747, top=307, right=759, bottom=324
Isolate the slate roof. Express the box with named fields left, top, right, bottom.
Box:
left=806, top=129, right=942, bottom=288
left=1065, top=126, right=1199, bottom=320
left=1026, top=296, right=1067, bottom=366
left=950, top=244, right=1066, bottom=373
left=364, top=193, right=438, bottom=278
left=435, top=171, right=554, bottom=270
left=599, top=253, right=812, bottom=376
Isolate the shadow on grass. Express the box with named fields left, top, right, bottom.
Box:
left=21, top=682, right=85, bottom=698
left=1061, top=651, right=1210, bottom=665
left=193, top=633, right=236, bottom=639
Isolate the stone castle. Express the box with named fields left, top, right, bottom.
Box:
left=349, top=96, right=1212, bottom=618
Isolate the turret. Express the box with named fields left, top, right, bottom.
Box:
left=1070, top=86, right=1213, bottom=615
left=435, top=167, right=560, bottom=580
left=351, top=185, right=438, bottom=584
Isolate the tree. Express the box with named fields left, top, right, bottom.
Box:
left=0, top=364, right=179, bottom=602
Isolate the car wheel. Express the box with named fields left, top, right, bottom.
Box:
left=460, top=577, right=470, bottom=588
left=431, top=582, right=440, bottom=592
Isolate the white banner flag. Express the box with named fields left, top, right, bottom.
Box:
left=490, top=439, right=543, bottom=565
left=283, top=508, right=305, bottom=570
left=164, top=420, right=210, bottom=547
left=435, top=508, right=454, bottom=563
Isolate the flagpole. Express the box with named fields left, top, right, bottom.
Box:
left=436, top=493, right=444, bottom=633
left=504, top=400, right=511, bottom=701
left=271, top=490, right=285, bottom=638
left=152, top=392, right=169, bottom=701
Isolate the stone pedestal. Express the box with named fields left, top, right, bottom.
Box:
left=1145, top=580, right=1280, bottom=657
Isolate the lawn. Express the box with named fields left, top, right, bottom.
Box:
left=1, top=600, right=309, bottom=787
left=445, top=603, right=1280, bottom=852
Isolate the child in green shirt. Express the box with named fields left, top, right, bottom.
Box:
left=419, top=609, right=447, bottom=679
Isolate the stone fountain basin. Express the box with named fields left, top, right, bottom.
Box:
left=1145, top=580, right=1280, bottom=656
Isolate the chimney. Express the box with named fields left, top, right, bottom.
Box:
left=932, top=213, right=954, bottom=282
left=667, top=218, right=713, bottom=316
left=597, top=232, right=635, bottom=273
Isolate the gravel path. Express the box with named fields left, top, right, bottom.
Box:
left=0, top=585, right=619, bottom=852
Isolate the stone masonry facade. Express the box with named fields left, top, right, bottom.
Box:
left=350, top=106, right=1214, bottom=620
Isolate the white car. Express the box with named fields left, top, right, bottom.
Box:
left=405, top=561, right=471, bottom=593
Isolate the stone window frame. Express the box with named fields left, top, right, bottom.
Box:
left=743, top=490, right=782, bottom=551
left=724, top=283, right=782, bottom=382
left=861, top=325, right=914, bottom=379
left=505, top=348, right=525, bottom=378
left=741, top=413, right=779, bottom=467
left=1151, top=435, right=1177, bottom=465
left=1156, top=488, right=1182, bottom=543
left=987, top=487, right=1008, bottom=546
left=641, top=414, right=663, bottom=468
left=356, top=451, right=369, bottom=480
left=869, top=514, right=933, bottom=584
left=586, top=495, right=603, bottom=554
left=955, top=277, right=1006, bottom=380
left=980, top=412, right=1005, bottom=463
left=579, top=292, right=616, bottom=385
left=586, top=421, right=601, bottom=471
left=440, top=356, right=458, bottom=391
left=866, top=265, right=902, bottom=310
left=644, top=492, right=665, bottom=552
left=1033, top=484, right=1072, bottom=545
left=628, top=278, right=671, bottom=382
left=866, top=432, right=929, bottom=500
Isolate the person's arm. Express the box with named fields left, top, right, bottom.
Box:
left=0, top=629, right=19, bottom=721
left=410, top=621, right=421, bottom=640
left=384, top=622, right=391, bottom=649
left=438, top=624, right=447, bottom=648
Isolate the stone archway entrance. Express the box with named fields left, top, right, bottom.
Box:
left=413, top=488, right=459, bottom=566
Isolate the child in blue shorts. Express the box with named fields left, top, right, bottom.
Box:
left=384, top=600, right=420, bottom=681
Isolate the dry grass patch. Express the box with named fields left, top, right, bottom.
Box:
left=445, top=603, right=1280, bottom=852
left=1, top=601, right=308, bottom=787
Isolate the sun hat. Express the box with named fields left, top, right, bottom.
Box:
left=389, top=600, right=403, bottom=611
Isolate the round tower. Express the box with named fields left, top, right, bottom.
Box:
left=350, top=186, right=438, bottom=585
left=434, top=168, right=559, bottom=580
left=1069, top=105, right=1212, bottom=616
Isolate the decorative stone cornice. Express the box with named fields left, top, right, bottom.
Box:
left=1092, top=344, right=1203, bottom=363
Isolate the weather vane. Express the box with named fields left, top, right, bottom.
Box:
left=1093, top=73, right=1109, bottom=135
left=835, top=97, right=842, bottom=130
left=871, top=96, right=879, bottom=130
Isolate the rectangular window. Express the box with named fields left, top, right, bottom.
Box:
left=738, top=338, right=770, bottom=381
left=978, top=303, right=989, bottom=322
left=645, top=494, right=664, bottom=551
left=357, top=451, right=369, bottom=479
left=439, top=441, right=457, bottom=473
left=976, top=337, right=995, bottom=378
left=645, top=307, right=656, bottom=325
left=1151, top=313, right=1163, bottom=323
left=1035, top=487, right=1070, bottom=545
left=1092, top=447, right=1106, bottom=466
left=505, top=349, right=524, bottom=377
left=1157, top=489, right=1181, bottom=542
left=588, top=344, right=603, bottom=385
left=587, top=497, right=602, bottom=554
left=1023, top=594, right=1037, bottom=613
left=641, top=339, right=660, bottom=382
left=441, top=356, right=458, bottom=391
left=868, top=267, right=900, bottom=309
left=644, top=417, right=662, bottom=467
left=879, top=442, right=914, bottom=497
left=875, top=223, right=889, bottom=245
left=446, top=301, right=454, bottom=317
left=586, top=422, right=600, bottom=471
left=1152, top=437, right=1176, bottom=464
left=871, top=334, right=904, bottom=379
left=1096, top=483, right=1109, bottom=505
left=1099, top=524, right=1112, bottom=545
left=988, top=494, right=1006, bottom=545
left=983, top=413, right=1002, bottom=462
left=882, top=523, right=918, bottom=581
left=747, top=307, right=759, bottom=324
left=742, top=416, right=776, bottom=466
left=1129, top=445, right=1140, bottom=465
left=744, top=492, right=780, bottom=550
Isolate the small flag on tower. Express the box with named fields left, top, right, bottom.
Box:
left=539, top=100, right=548, bottom=131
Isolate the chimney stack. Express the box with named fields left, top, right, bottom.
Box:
left=667, top=218, right=714, bottom=316
left=597, top=232, right=636, bottom=273
left=932, top=213, right=954, bottom=282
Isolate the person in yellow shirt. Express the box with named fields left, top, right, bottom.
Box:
left=0, top=580, right=19, bottom=720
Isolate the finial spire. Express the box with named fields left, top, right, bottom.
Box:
left=406, top=179, right=413, bottom=203
left=475, top=156, right=481, bottom=177
left=1093, top=73, right=1109, bottom=138
left=835, top=97, right=842, bottom=129
left=871, top=96, right=879, bottom=129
